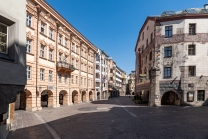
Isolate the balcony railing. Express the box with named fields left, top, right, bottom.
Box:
left=57, top=61, right=75, bottom=72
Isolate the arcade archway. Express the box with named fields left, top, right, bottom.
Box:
left=15, top=90, right=32, bottom=110
left=89, top=91, right=93, bottom=101
left=41, top=90, right=53, bottom=107
left=82, top=91, right=87, bottom=102
left=72, top=90, right=78, bottom=104
left=59, top=90, right=68, bottom=105
left=161, top=91, right=180, bottom=105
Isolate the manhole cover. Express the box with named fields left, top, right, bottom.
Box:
left=77, top=107, right=97, bottom=111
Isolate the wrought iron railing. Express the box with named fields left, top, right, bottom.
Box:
left=57, top=61, right=75, bottom=70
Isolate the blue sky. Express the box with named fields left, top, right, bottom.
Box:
left=46, top=0, right=208, bottom=74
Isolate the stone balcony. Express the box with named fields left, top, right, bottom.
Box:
left=57, top=61, right=75, bottom=73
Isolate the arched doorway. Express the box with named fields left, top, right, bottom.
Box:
left=41, top=90, right=53, bottom=107
left=59, top=90, right=67, bottom=105
left=97, top=92, right=100, bottom=100
left=72, top=90, right=78, bottom=104
left=89, top=91, right=93, bottom=101
left=161, top=91, right=180, bottom=105
left=82, top=91, right=86, bottom=102
left=15, top=90, right=32, bottom=110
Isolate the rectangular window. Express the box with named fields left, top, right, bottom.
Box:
left=164, top=46, right=172, bottom=57
left=76, top=46, right=78, bottom=53
left=150, top=33, right=153, bottom=43
left=84, top=78, right=86, bottom=85
left=40, top=46, right=44, bottom=58
left=71, top=75, right=74, bottom=84
left=65, top=39, right=68, bottom=47
left=81, top=77, right=82, bottom=85
left=189, top=66, right=195, bottom=76
left=71, top=59, right=74, bottom=66
left=40, top=69, right=44, bottom=81
left=49, top=49, right=53, bottom=60
left=149, top=51, right=152, bottom=61
left=187, top=92, right=194, bottom=102
left=76, top=61, right=78, bottom=68
left=49, top=70, right=52, bottom=82
left=64, top=75, right=67, bottom=83
left=26, top=66, right=31, bottom=79
left=165, top=26, right=172, bottom=38
left=146, top=39, right=148, bottom=48
left=71, top=43, right=75, bottom=51
left=59, top=54, right=62, bottom=62
left=76, top=76, right=78, bottom=84
left=64, top=56, right=67, bottom=63
left=26, top=40, right=31, bottom=53
left=142, top=32, right=144, bottom=40
left=188, top=45, right=195, bottom=55
left=49, top=29, right=53, bottom=39
left=59, top=74, right=62, bottom=83
left=164, top=67, right=171, bottom=78
left=26, top=14, right=32, bottom=27
left=189, top=24, right=196, bottom=35
left=197, top=90, right=205, bottom=101
left=59, top=36, right=62, bottom=44
left=0, top=23, right=7, bottom=53
left=41, top=23, right=45, bottom=34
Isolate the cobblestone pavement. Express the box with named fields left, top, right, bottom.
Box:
left=7, top=97, right=208, bottom=139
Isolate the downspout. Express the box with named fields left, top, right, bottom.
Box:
left=36, top=5, right=41, bottom=109
left=55, top=22, right=60, bottom=107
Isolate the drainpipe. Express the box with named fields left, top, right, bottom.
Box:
left=55, top=21, right=60, bottom=107
left=35, top=5, right=41, bottom=110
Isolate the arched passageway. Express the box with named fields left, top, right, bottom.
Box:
left=89, top=91, right=93, bottom=101
left=97, top=92, right=100, bottom=100
left=41, top=90, right=53, bottom=107
left=161, top=91, right=180, bottom=105
left=15, top=90, right=32, bottom=110
left=59, top=90, right=67, bottom=105
left=82, top=91, right=87, bottom=102
left=72, top=90, right=78, bottom=104
left=142, top=91, right=149, bottom=104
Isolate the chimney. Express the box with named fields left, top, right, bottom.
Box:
left=204, top=4, right=208, bottom=10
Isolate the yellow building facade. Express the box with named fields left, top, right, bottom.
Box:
left=15, top=0, right=97, bottom=111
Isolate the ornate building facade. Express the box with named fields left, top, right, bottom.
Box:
left=15, top=0, right=97, bottom=111
left=135, top=5, right=208, bottom=106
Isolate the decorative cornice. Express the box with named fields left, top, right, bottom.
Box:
left=26, top=31, right=34, bottom=40
left=58, top=49, right=63, bottom=53
left=48, top=43, right=55, bottom=49
left=40, top=39, right=47, bottom=46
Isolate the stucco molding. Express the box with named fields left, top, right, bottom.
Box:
left=26, top=31, right=34, bottom=40
left=40, top=39, right=47, bottom=46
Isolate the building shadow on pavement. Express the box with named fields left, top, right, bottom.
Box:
left=7, top=98, right=208, bottom=139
